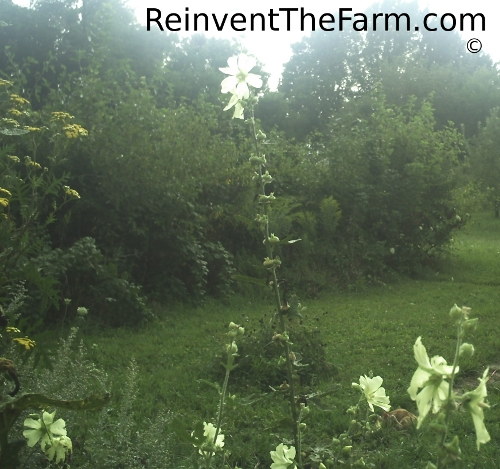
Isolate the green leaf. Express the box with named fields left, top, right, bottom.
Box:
left=278, top=234, right=302, bottom=245
left=0, top=392, right=111, bottom=414
left=196, top=379, right=221, bottom=393
left=0, top=128, right=30, bottom=136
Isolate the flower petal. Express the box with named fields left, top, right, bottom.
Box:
left=233, top=102, right=244, bottom=119
left=408, top=367, right=431, bottom=400
left=234, top=81, right=250, bottom=100
left=223, top=93, right=240, bottom=111
left=220, top=56, right=239, bottom=75
left=471, top=412, right=491, bottom=449
left=23, top=429, right=42, bottom=447
left=246, top=73, right=263, bottom=89
left=221, top=76, right=238, bottom=94
left=23, top=418, right=42, bottom=430
left=50, top=418, right=67, bottom=436
left=414, top=337, right=433, bottom=371
left=237, top=54, right=256, bottom=73
left=415, top=384, right=435, bottom=428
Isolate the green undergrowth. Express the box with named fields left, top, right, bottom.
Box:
left=9, top=211, right=500, bottom=468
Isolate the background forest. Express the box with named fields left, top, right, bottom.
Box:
left=1, top=1, right=500, bottom=467
left=0, top=0, right=499, bottom=326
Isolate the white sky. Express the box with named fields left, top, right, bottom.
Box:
left=13, top=0, right=500, bottom=90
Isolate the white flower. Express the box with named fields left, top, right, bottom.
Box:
left=461, top=368, right=491, bottom=450
left=46, top=435, right=73, bottom=464
left=194, top=422, right=224, bottom=455
left=356, top=375, right=391, bottom=412
left=23, top=411, right=67, bottom=451
left=270, top=443, right=296, bottom=469
left=222, top=95, right=244, bottom=119
left=220, top=54, right=262, bottom=99
left=407, top=337, right=457, bottom=428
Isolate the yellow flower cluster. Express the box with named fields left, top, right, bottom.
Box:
left=8, top=155, right=20, bottom=163
left=0, top=188, right=12, bottom=197
left=62, top=124, right=88, bottom=139
left=63, top=185, right=81, bottom=198
left=51, top=111, right=74, bottom=122
left=10, top=94, right=30, bottom=106
left=26, top=126, right=42, bottom=132
left=6, top=327, right=20, bottom=333
left=8, top=108, right=22, bottom=116
left=13, top=337, right=36, bottom=350
left=0, top=79, right=13, bottom=87
left=1, top=118, right=19, bottom=127
left=27, top=161, right=42, bottom=170
left=0, top=198, right=9, bottom=207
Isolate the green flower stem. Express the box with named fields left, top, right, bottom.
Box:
left=438, top=321, right=463, bottom=468
left=208, top=349, right=234, bottom=469
left=249, top=104, right=300, bottom=462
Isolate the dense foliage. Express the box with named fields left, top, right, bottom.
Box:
left=0, top=0, right=499, bottom=326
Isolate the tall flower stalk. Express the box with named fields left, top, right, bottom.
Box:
left=220, top=53, right=302, bottom=462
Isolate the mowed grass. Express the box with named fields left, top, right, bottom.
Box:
left=79, top=211, right=500, bottom=467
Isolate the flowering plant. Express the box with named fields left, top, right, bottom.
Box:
left=407, top=305, right=490, bottom=467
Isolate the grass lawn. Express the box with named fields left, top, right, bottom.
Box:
left=14, top=211, right=500, bottom=468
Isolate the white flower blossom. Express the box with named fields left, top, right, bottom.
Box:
left=220, top=54, right=262, bottom=99
left=407, top=337, right=456, bottom=428
left=23, top=411, right=67, bottom=451
left=270, top=443, right=296, bottom=469
left=356, top=375, right=391, bottom=412
left=461, top=368, right=491, bottom=450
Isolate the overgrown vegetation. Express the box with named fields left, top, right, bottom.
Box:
left=1, top=0, right=500, bottom=467
left=1, top=0, right=499, bottom=311
left=2, top=212, right=497, bottom=468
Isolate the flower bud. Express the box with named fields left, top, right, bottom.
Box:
left=262, top=171, right=273, bottom=185
left=342, top=446, right=352, bottom=457
left=77, top=307, right=88, bottom=316
left=331, top=438, right=340, bottom=447
left=424, top=463, right=437, bottom=469
left=268, top=233, right=280, bottom=244
left=255, top=214, right=268, bottom=226
left=346, top=405, right=358, bottom=415
left=237, top=326, right=245, bottom=336
left=300, top=403, right=310, bottom=417
left=463, top=318, right=478, bottom=333
left=449, top=304, right=463, bottom=320
left=459, top=343, right=475, bottom=359
left=353, top=458, right=366, bottom=467
left=352, top=383, right=363, bottom=391
left=258, top=192, right=276, bottom=203
left=319, top=464, right=327, bottom=469
left=429, top=413, right=447, bottom=434
left=249, top=154, right=266, bottom=166
left=227, top=342, right=238, bottom=355
left=444, top=435, right=461, bottom=457
left=299, top=422, right=307, bottom=430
